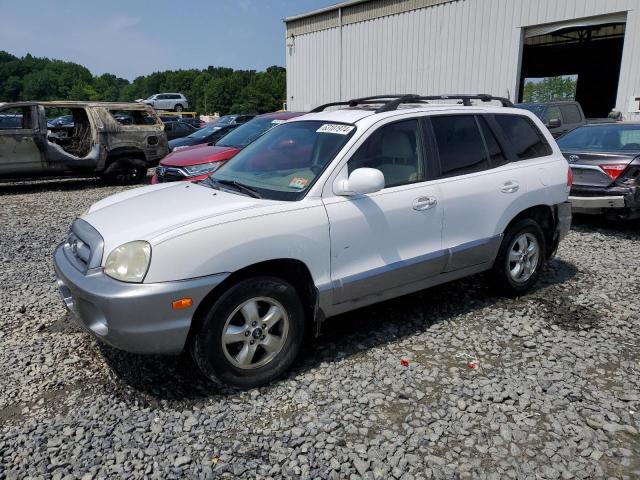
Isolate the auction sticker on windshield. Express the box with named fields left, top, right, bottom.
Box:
left=317, top=124, right=354, bottom=135
left=289, top=177, right=309, bottom=189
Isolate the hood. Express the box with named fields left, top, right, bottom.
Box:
left=82, top=182, right=280, bottom=259
left=160, top=144, right=240, bottom=167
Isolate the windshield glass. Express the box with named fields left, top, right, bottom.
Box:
left=557, top=124, right=640, bottom=152
left=188, top=125, right=221, bottom=139
left=216, top=115, right=234, bottom=125
left=515, top=104, right=546, bottom=119
left=210, top=120, right=355, bottom=201
left=217, top=117, right=287, bottom=148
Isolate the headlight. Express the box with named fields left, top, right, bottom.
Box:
left=183, top=162, right=222, bottom=176
left=104, top=241, right=151, bottom=283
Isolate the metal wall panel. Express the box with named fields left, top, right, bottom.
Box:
left=286, top=0, right=640, bottom=118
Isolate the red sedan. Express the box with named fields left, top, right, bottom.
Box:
left=152, top=111, right=305, bottom=184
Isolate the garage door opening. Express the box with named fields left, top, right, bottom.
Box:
left=518, top=13, right=626, bottom=118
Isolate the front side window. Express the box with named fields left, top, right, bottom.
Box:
left=543, top=106, right=562, bottom=124
left=210, top=120, right=355, bottom=200
left=494, top=115, right=552, bottom=160
left=348, top=119, right=424, bottom=188
left=431, top=115, right=489, bottom=177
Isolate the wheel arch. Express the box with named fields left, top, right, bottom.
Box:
left=188, top=258, right=319, bottom=344
left=502, top=204, right=557, bottom=257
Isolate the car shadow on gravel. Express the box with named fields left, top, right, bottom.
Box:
left=0, top=173, right=153, bottom=195
left=97, top=258, right=578, bottom=403
left=571, top=214, right=640, bottom=238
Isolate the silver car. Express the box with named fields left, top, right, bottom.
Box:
left=139, top=93, right=188, bottom=112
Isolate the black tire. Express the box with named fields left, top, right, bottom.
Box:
left=190, top=277, right=305, bottom=389
left=101, top=159, right=147, bottom=185
left=490, top=218, right=547, bottom=296
left=174, top=104, right=184, bottom=112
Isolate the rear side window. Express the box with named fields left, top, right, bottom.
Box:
left=543, top=106, right=562, bottom=123
left=494, top=115, right=552, bottom=160
left=431, top=115, right=489, bottom=177
left=560, top=104, right=582, bottom=124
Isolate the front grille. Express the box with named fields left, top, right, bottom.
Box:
left=156, top=166, right=185, bottom=183
left=63, top=219, right=104, bottom=273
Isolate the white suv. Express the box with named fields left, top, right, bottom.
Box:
left=54, top=94, right=572, bottom=388
left=139, top=93, right=188, bottom=112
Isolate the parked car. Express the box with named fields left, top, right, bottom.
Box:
left=168, top=124, right=239, bottom=152
left=54, top=94, right=571, bottom=388
left=558, top=122, right=640, bottom=220
left=178, top=117, right=206, bottom=130
left=163, top=120, right=197, bottom=141
left=515, top=101, right=586, bottom=138
left=0, top=101, right=167, bottom=183
left=152, top=111, right=304, bottom=184
left=137, top=93, right=189, bottom=112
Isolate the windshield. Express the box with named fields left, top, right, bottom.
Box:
left=216, top=115, right=234, bottom=125
left=188, top=125, right=222, bottom=139
left=557, top=124, right=640, bottom=152
left=210, top=120, right=355, bottom=201
left=217, top=117, right=287, bottom=149
left=515, top=104, right=546, bottom=119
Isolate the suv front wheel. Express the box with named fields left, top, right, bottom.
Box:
left=191, top=277, right=305, bottom=389
left=491, top=218, right=546, bottom=296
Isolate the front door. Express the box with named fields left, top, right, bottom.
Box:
left=0, top=106, right=43, bottom=174
left=323, top=118, right=444, bottom=305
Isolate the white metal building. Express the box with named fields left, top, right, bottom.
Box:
left=284, top=0, right=640, bottom=119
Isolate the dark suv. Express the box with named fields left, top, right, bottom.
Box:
left=515, top=101, right=586, bottom=138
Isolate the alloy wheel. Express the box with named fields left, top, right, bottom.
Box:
left=507, top=232, right=539, bottom=283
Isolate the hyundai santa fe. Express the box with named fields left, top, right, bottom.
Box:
left=54, top=94, right=572, bottom=388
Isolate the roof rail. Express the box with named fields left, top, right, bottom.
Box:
left=310, top=94, right=514, bottom=113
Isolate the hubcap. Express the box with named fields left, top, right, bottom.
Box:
left=221, top=297, right=289, bottom=370
left=507, top=232, right=539, bottom=283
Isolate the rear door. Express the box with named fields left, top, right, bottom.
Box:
left=427, top=114, right=530, bottom=272
left=0, top=105, right=43, bottom=174
left=324, top=117, right=445, bottom=306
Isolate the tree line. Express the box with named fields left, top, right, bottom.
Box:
left=0, top=51, right=286, bottom=115
left=522, top=76, right=577, bottom=103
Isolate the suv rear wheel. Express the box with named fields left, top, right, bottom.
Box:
left=190, top=277, right=305, bottom=389
left=174, top=104, right=184, bottom=112
left=491, top=218, right=546, bottom=296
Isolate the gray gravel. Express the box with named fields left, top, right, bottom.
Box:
left=1, top=175, right=639, bottom=479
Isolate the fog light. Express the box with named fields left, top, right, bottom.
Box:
left=172, top=298, right=193, bottom=310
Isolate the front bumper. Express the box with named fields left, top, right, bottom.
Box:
left=54, top=244, right=229, bottom=354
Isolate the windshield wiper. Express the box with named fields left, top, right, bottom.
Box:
left=213, top=179, right=262, bottom=198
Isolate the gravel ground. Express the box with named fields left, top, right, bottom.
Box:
left=1, top=175, right=639, bottom=480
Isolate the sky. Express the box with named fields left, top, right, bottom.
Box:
left=0, top=0, right=336, bottom=80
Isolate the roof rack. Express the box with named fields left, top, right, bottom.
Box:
left=310, top=94, right=514, bottom=113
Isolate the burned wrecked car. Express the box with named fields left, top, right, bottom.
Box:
left=0, top=101, right=168, bottom=184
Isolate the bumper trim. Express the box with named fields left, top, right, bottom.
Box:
left=54, top=244, right=229, bottom=354
left=569, top=195, right=625, bottom=210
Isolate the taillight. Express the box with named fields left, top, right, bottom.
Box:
left=599, top=164, right=628, bottom=181
left=567, top=167, right=573, bottom=191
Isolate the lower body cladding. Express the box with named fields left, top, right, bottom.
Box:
left=570, top=185, right=640, bottom=220
left=54, top=244, right=229, bottom=354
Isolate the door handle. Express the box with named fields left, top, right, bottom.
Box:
left=501, top=181, right=520, bottom=194
left=413, top=196, right=437, bottom=211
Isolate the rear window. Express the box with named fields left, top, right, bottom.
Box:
left=494, top=115, right=552, bottom=160
left=431, top=115, right=489, bottom=177
left=109, top=110, right=158, bottom=126
left=557, top=125, right=640, bottom=152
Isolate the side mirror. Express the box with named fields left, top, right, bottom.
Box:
left=336, top=167, right=385, bottom=195
left=547, top=118, right=562, bottom=128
